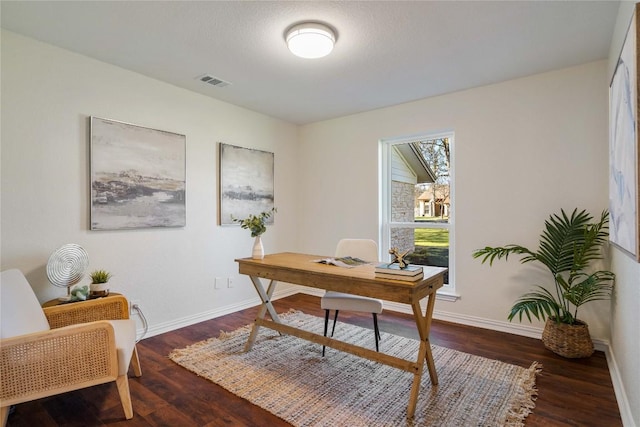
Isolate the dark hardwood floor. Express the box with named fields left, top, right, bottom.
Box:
left=7, top=293, right=622, bottom=426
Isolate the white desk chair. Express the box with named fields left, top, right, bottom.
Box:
left=320, top=239, right=383, bottom=356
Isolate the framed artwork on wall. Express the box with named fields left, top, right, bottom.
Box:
left=90, top=117, right=186, bottom=230
left=609, top=3, right=640, bottom=262
left=218, top=143, right=274, bottom=225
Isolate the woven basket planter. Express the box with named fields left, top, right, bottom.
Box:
left=541, top=318, right=594, bottom=358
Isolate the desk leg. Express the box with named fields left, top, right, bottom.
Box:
left=245, top=277, right=280, bottom=352
left=407, top=292, right=439, bottom=418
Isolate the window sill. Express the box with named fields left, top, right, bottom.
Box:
left=436, top=289, right=460, bottom=302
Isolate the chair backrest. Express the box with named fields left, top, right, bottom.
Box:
left=1, top=269, right=50, bottom=339
left=335, top=239, right=379, bottom=262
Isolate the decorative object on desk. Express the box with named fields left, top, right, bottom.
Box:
left=90, top=116, right=186, bottom=231
left=252, top=236, right=264, bottom=260
left=170, top=311, right=540, bottom=427
left=219, top=143, right=274, bottom=226
left=375, top=263, right=423, bottom=276
left=375, top=262, right=423, bottom=281
left=46, top=243, right=89, bottom=301
left=232, top=208, right=276, bottom=259
left=473, top=208, right=615, bottom=358
left=374, top=271, right=424, bottom=282
left=388, top=247, right=410, bottom=268
left=314, top=256, right=368, bottom=268
left=89, top=269, right=112, bottom=298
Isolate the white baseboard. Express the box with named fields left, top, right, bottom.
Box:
left=138, top=286, right=632, bottom=426
left=133, top=285, right=300, bottom=339
left=298, top=286, right=608, bottom=348
left=604, top=346, right=637, bottom=427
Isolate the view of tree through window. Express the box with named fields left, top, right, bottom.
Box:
left=388, top=136, right=451, bottom=284
left=416, top=138, right=450, bottom=218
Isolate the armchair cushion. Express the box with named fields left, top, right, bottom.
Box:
left=1, top=269, right=50, bottom=339
left=109, top=320, right=137, bottom=376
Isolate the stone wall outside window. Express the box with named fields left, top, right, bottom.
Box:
left=391, top=180, right=415, bottom=253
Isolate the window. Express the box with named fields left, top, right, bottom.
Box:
left=380, top=131, right=457, bottom=299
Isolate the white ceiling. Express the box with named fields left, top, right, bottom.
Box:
left=1, top=1, right=620, bottom=125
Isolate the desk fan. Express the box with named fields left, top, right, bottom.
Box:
left=46, top=243, right=89, bottom=301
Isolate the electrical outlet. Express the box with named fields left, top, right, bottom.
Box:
left=215, top=277, right=224, bottom=290
left=130, top=300, right=141, bottom=315
left=227, top=277, right=234, bottom=288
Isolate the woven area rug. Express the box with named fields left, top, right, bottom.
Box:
left=169, top=311, right=540, bottom=426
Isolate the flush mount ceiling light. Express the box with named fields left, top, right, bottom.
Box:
left=285, top=22, right=336, bottom=59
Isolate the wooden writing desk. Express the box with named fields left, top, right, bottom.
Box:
left=236, top=252, right=446, bottom=418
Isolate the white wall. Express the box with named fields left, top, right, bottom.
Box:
left=1, top=30, right=300, bottom=332
left=607, top=3, right=640, bottom=426
left=298, top=61, right=611, bottom=339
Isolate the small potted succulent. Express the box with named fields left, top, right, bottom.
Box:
left=89, top=269, right=112, bottom=297
left=232, top=208, right=276, bottom=259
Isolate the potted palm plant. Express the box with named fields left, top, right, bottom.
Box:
left=472, top=208, right=615, bottom=358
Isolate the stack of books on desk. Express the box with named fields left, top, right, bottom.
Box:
left=374, top=263, right=424, bottom=281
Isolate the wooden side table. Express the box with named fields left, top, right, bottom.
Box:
left=42, top=293, right=142, bottom=377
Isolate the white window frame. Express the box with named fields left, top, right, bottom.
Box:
left=379, top=130, right=459, bottom=301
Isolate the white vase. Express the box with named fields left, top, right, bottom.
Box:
left=252, top=235, right=264, bottom=260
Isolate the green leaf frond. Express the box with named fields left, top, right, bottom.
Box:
left=231, top=207, right=277, bottom=237
left=563, top=271, right=615, bottom=308
left=538, top=208, right=593, bottom=274
left=471, top=245, right=535, bottom=266
left=508, top=286, right=563, bottom=323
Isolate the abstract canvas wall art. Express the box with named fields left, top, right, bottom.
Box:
left=610, top=5, right=640, bottom=261
left=90, top=117, right=186, bottom=230
left=218, top=143, right=274, bottom=225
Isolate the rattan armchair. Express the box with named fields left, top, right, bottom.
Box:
left=0, top=269, right=141, bottom=426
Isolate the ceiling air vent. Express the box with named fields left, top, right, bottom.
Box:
left=196, top=74, right=231, bottom=88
